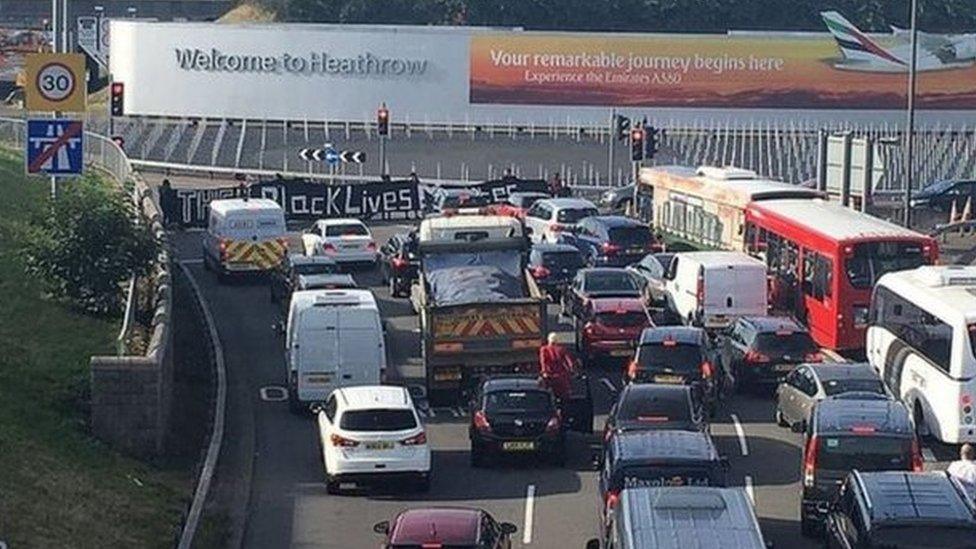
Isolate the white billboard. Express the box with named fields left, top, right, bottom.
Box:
left=109, top=21, right=972, bottom=128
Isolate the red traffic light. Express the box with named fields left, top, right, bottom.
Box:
left=630, top=128, right=644, bottom=141
left=378, top=108, right=389, bottom=120
left=112, top=82, right=124, bottom=95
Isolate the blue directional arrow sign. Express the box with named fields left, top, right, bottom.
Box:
left=324, top=147, right=340, bottom=166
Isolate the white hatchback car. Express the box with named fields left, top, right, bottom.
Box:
left=302, top=218, right=378, bottom=264
left=523, top=197, right=599, bottom=243
left=317, top=385, right=430, bottom=494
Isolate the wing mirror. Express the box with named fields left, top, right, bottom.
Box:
left=586, top=539, right=601, bottom=549
left=373, top=520, right=390, bottom=535
left=499, top=522, right=518, bottom=536
left=790, top=420, right=806, bottom=433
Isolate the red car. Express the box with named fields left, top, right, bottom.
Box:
left=374, top=507, right=518, bottom=548
left=575, top=297, right=652, bottom=362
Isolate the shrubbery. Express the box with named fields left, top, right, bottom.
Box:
left=21, top=174, right=159, bottom=315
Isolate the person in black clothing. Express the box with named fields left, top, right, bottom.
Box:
left=158, top=179, right=177, bottom=227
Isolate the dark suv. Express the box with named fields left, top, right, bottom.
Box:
left=720, top=316, right=822, bottom=391
left=468, top=376, right=566, bottom=467
left=799, top=397, right=923, bottom=536
left=626, top=327, right=722, bottom=413
left=527, top=242, right=585, bottom=299
left=824, top=471, right=976, bottom=548
left=603, top=383, right=706, bottom=443
left=562, top=215, right=661, bottom=267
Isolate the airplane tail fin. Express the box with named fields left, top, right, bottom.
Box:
left=820, top=10, right=906, bottom=66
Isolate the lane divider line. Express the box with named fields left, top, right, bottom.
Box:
left=730, top=413, right=749, bottom=457
left=600, top=377, right=617, bottom=394
left=179, top=258, right=204, bottom=265
left=522, top=484, right=536, bottom=545
left=745, top=475, right=755, bottom=505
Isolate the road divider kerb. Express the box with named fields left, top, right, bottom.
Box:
left=744, top=475, right=755, bottom=505
left=523, top=484, right=536, bottom=545
left=730, top=414, right=749, bottom=456
left=176, top=261, right=228, bottom=549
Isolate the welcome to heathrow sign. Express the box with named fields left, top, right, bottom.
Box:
left=173, top=48, right=430, bottom=76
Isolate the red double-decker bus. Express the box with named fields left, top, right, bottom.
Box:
left=744, top=199, right=939, bottom=351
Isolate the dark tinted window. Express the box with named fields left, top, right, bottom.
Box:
left=873, top=286, right=953, bottom=375
left=609, top=226, right=653, bottom=248
left=870, top=525, right=976, bottom=548
left=540, top=251, right=584, bottom=270
left=754, top=331, right=818, bottom=355
left=823, top=378, right=886, bottom=397
left=817, top=436, right=911, bottom=471
left=557, top=207, right=599, bottom=224
left=617, top=390, right=692, bottom=422
left=846, top=241, right=927, bottom=289
left=636, top=343, right=704, bottom=373
left=339, top=409, right=417, bottom=431
left=325, top=223, right=368, bottom=237
left=485, top=390, right=552, bottom=414
left=583, top=271, right=640, bottom=293
left=595, top=311, right=648, bottom=328
left=293, top=262, right=338, bottom=276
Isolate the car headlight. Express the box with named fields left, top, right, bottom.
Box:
left=853, top=306, right=869, bottom=327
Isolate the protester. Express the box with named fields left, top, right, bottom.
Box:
left=539, top=332, right=576, bottom=401
left=158, top=178, right=177, bottom=227
left=947, top=443, right=976, bottom=500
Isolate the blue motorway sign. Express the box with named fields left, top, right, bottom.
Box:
left=26, top=118, right=84, bottom=176
left=324, top=147, right=340, bottom=166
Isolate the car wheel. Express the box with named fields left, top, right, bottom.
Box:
left=775, top=408, right=789, bottom=428
left=549, top=445, right=567, bottom=467
left=389, top=275, right=398, bottom=297
left=288, top=386, right=302, bottom=415
left=325, top=474, right=341, bottom=495
left=914, top=401, right=931, bottom=440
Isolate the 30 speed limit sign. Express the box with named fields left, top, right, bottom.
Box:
left=25, top=53, right=86, bottom=112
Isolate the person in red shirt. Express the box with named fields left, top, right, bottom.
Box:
left=539, top=332, right=576, bottom=401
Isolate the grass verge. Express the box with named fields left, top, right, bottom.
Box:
left=0, top=150, right=190, bottom=548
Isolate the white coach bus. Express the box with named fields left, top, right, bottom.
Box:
left=867, top=265, right=976, bottom=444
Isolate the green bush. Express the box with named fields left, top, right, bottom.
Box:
left=21, top=174, right=159, bottom=315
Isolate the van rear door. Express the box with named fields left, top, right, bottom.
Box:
left=703, top=264, right=766, bottom=324
left=225, top=211, right=286, bottom=243
left=296, top=308, right=339, bottom=402
left=336, top=308, right=384, bottom=387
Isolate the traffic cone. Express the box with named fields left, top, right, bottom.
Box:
left=950, top=199, right=959, bottom=224
left=963, top=197, right=972, bottom=223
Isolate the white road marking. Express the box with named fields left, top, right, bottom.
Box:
left=522, top=484, right=536, bottom=544
left=730, top=413, right=749, bottom=456
left=450, top=408, right=461, bottom=418
left=259, top=386, right=289, bottom=402
left=922, top=447, right=936, bottom=462
left=453, top=407, right=466, bottom=417
left=744, top=475, right=755, bottom=504
left=427, top=408, right=437, bottom=418
left=821, top=349, right=845, bottom=363
left=600, top=377, right=617, bottom=394
left=179, top=258, right=204, bottom=265
left=412, top=327, right=421, bottom=333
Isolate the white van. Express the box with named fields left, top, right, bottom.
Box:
left=285, top=289, right=386, bottom=413
left=663, top=251, right=767, bottom=328
left=202, top=198, right=287, bottom=280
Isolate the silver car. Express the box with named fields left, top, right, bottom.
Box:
left=775, top=362, right=889, bottom=430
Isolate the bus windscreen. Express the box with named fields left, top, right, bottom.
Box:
left=845, top=242, right=927, bottom=289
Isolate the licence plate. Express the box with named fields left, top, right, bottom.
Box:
left=364, top=441, right=394, bottom=450
left=434, top=371, right=462, bottom=381
left=305, top=374, right=333, bottom=384
left=502, top=441, right=536, bottom=451
left=774, top=363, right=795, bottom=372
left=654, top=375, right=685, bottom=384
left=610, top=349, right=633, bottom=357
left=340, top=244, right=359, bottom=249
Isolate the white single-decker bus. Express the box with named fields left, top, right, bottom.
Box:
left=867, top=265, right=976, bottom=444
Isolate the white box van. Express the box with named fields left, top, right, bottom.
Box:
left=285, top=289, right=387, bottom=413
left=202, top=198, right=287, bottom=280
left=663, top=251, right=767, bottom=328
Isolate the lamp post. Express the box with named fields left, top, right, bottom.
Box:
left=904, top=0, right=920, bottom=228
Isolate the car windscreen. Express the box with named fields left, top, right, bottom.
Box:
left=485, top=390, right=553, bottom=414
left=293, top=263, right=338, bottom=276
left=583, top=271, right=640, bottom=294
left=339, top=409, right=417, bottom=431
left=440, top=194, right=490, bottom=209
left=823, top=378, right=887, bottom=397
left=817, top=435, right=911, bottom=471
left=845, top=241, right=927, bottom=289
left=540, top=251, right=584, bottom=270
left=636, top=343, right=703, bottom=373
left=557, top=207, right=599, bottom=224
left=754, top=331, right=818, bottom=356
left=595, top=311, right=648, bottom=328
left=870, top=525, right=976, bottom=548
left=615, top=465, right=717, bottom=490
left=609, top=226, right=653, bottom=249
left=617, top=390, right=692, bottom=423
left=325, top=223, right=368, bottom=237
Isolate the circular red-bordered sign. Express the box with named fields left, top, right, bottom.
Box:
left=35, top=61, right=77, bottom=103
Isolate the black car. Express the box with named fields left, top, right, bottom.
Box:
left=527, top=242, right=585, bottom=299
left=562, top=268, right=642, bottom=322
left=468, top=376, right=566, bottom=467
left=599, top=183, right=636, bottom=212
left=379, top=232, right=419, bottom=297
left=775, top=362, right=888, bottom=431
left=603, top=384, right=706, bottom=443
left=626, top=327, right=723, bottom=414
left=269, top=254, right=339, bottom=304
left=597, top=430, right=728, bottom=529
left=561, top=215, right=662, bottom=267
left=719, top=316, right=822, bottom=392
left=799, top=397, right=922, bottom=536
left=429, top=187, right=491, bottom=214
left=910, top=178, right=976, bottom=211
left=824, top=471, right=976, bottom=548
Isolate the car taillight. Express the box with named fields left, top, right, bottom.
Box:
left=401, top=431, right=427, bottom=446
left=701, top=361, right=713, bottom=379
left=696, top=273, right=704, bottom=303
left=625, top=360, right=639, bottom=381
left=549, top=223, right=566, bottom=233
left=330, top=433, right=359, bottom=448
left=803, top=435, right=818, bottom=487
left=910, top=437, right=924, bottom=472
left=584, top=321, right=597, bottom=336
left=744, top=350, right=770, bottom=363
left=531, top=265, right=551, bottom=279
left=605, top=489, right=621, bottom=510
left=322, top=242, right=337, bottom=254
left=601, top=242, right=621, bottom=256
left=805, top=352, right=824, bottom=363
left=366, top=241, right=377, bottom=251
left=649, top=242, right=664, bottom=253
left=545, top=413, right=561, bottom=434
left=391, top=255, right=409, bottom=270
left=219, top=239, right=229, bottom=260
left=473, top=410, right=491, bottom=433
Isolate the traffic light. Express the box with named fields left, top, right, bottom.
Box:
left=630, top=127, right=645, bottom=161
left=614, top=114, right=631, bottom=141
left=377, top=104, right=390, bottom=137
left=110, top=82, right=124, bottom=116
left=645, top=126, right=660, bottom=159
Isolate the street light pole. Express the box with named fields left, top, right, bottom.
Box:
left=904, top=0, right=920, bottom=228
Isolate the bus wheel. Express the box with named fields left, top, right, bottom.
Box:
left=913, top=401, right=930, bottom=440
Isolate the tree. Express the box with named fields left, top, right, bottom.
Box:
left=22, top=174, right=159, bottom=315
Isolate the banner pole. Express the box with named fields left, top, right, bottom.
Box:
left=607, top=108, right=615, bottom=187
